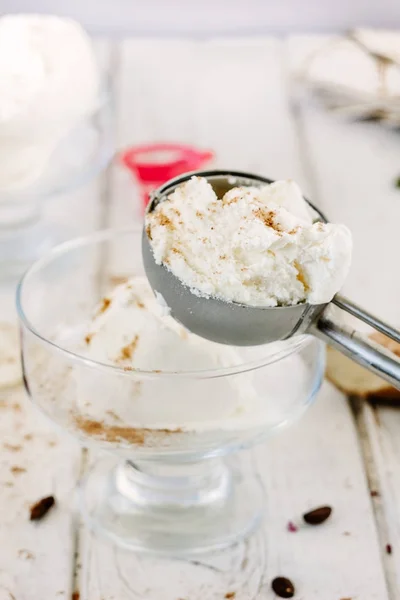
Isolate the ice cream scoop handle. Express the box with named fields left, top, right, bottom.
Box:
left=332, top=295, right=400, bottom=344
left=310, top=304, right=400, bottom=390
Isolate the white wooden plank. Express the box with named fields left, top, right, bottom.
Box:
left=261, top=383, right=388, bottom=600
left=0, top=39, right=112, bottom=600
left=287, top=34, right=400, bottom=598
left=81, top=37, right=388, bottom=599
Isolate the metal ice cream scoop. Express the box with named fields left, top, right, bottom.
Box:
left=142, top=170, right=400, bottom=390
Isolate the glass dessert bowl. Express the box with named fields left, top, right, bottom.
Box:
left=0, top=78, right=114, bottom=280
left=17, top=228, right=324, bottom=555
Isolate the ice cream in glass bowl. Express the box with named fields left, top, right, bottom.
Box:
left=17, top=225, right=324, bottom=555
left=0, top=14, right=114, bottom=279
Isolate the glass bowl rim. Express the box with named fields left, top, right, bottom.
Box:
left=16, top=227, right=318, bottom=380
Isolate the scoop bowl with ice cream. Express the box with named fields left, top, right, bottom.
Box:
left=143, top=170, right=400, bottom=390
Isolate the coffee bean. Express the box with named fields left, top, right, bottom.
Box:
left=30, top=496, right=55, bottom=521
left=271, top=576, right=295, bottom=598
left=303, top=505, right=332, bottom=525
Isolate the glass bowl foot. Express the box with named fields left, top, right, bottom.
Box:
left=78, top=454, right=265, bottom=556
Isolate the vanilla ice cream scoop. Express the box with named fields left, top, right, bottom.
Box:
left=143, top=170, right=400, bottom=391
left=0, top=14, right=99, bottom=191
left=146, top=175, right=352, bottom=307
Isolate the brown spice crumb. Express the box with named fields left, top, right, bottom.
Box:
left=370, top=490, right=380, bottom=497
left=24, top=433, right=33, bottom=441
left=157, top=213, right=173, bottom=229
left=4, top=443, right=22, bottom=452
left=72, top=593, right=80, bottom=600
left=99, top=297, right=111, bottom=314
left=84, top=333, right=93, bottom=345
left=225, top=593, right=236, bottom=598
left=196, top=210, right=204, bottom=218
left=30, top=496, right=55, bottom=521
left=288, top=227, right=298, bottom=235
left=253, top=208, right=282, bottom=232
left=11, top=466, right=26, bottom=475
left=48, top=440, right=57, bottom=448
left=146, top=224, right=153, bottom=241
left=110, top=275, right=128, bottom=286
left=172, top=207, right=181, bottom=216
left=219, top=254, right=227, bottom=260
left=386, top=543, right=392, bottom=554
left=171, top=246, right=183, bottom=255
left=137, top=301, right=145, bottom=309
left=74, top=414, right=182, bottom=445
left=18, top=549, right=35, bottom=560
left=106, top=410, right=122, bottom=422
left=118, top=335, right=139, bottom=361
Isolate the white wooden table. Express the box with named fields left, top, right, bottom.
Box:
left=0, top=36, right=399, bottom=599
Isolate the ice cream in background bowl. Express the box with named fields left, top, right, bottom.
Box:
left=0, top=13, right=100, bottom=192
left=0, top=13, right=114, bottom=278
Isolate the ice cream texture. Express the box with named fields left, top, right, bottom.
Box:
left=146, top=177, right=352, bottom=307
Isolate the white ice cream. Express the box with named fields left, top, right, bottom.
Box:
left=76, top=276, right=311, bottom=436
left=146, top=177, right=352, bottom=307
left=0, top=14, right=99, bottom=191
left=79, top=277, right=255, bottom=432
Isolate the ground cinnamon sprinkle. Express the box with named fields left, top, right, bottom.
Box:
left=157, top=213, right=173, bottom=229
left=146, top=224, right=153, bottom=241
left=11, top=466, right=26, bottom=475
left=253, top=208, right=282, bottom=232
left=105, top=410, right=122, bottom=422
left=3, top=443, right=22, bottom=452
left=109, top=275, right=129, bottom=286
left=84, top=333, right=93, bottom=345
left=74, top=415, right=182, bottom=445
left=118, top=335, right=139, bottom=361
left=98, top=297, right=111, bottom=314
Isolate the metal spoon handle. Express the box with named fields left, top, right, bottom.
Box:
left=311, top=304, right=400, bottom=390
left=332, top=295, right=400, bottom=344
